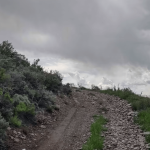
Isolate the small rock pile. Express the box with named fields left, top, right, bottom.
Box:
left=7, top=128, right=26, bottom=143
left=101, top=94, right=149, bottom=150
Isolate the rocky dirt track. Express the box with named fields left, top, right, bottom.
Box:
left=7, top=89, right=149, bottom=150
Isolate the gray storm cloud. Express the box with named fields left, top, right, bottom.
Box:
left=0, top=0, right=150, bottom=69
left=1, top=0, right=150, bottom=95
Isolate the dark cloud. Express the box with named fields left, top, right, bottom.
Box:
left=1, top=0, right=150, bottom=69
left=1, top=0, right=150, bottom=94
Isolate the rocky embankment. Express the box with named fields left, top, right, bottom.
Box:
left=101, top=94, right=149, bottom=150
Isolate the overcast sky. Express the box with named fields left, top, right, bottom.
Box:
left=1, top=0, right=150, bottom=95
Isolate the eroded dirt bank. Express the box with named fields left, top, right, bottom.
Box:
left=7, top=89, right=148, bottom=150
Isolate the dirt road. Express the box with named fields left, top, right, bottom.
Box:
left=7, top=89, right=148, bottom=150
left=37, top=90, right=102, bottom=150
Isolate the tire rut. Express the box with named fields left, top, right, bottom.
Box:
left=37, top=90, right=102, bottom=150
left=37, top=108, right=77, bottom=150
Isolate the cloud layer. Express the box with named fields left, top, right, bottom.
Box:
left=0, top=0, right=150, bottom=95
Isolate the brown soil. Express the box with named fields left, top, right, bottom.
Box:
left=6, top=89, right=148, bottom=150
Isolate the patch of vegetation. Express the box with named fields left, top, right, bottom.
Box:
left=46, top=106, right=54, bottom=113
left=78, top=83, right=91, bottom=91
left=91, top=84, right=101, bottom=92
left=61, top=83, right=72, bottom=96
left=100, top=86, right=150, bottom=144
left=0, top=113, right=9, bottom=142
left=134, top=108, right=150, bottom=143
left=15, top=102, right=35, bottom=115
left=82, top=115, right=107, bottom=150
left=0, top=40, right=72, bottom=145
left=10, top=115, right=22, bottom=127
left=100, top=87, right=150, bottom=111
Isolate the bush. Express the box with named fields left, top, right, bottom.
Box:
left=13, top=94, right=30, bottom=105
left=91, top=84, right=101, bottom=91
left=0, top=68, right=10, bottom=83
left=46, top=106, right=54, bottom=113
left=15, top=102, right=35, bottom=115
left=44, top=70, right=63, bottom=93
left=37, top=90, right=56, bottom=108
left=0, top=113, right=9, bottom=140
left=0, top=91, right=14, bottom=121
left=23, top=71, right=39, bottom=89
left=61, top=83, right=72, bottom=96
left=10, top=115, right=22, bottom=127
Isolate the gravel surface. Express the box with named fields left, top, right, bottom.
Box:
left=101, top=94, right=148, bottom=150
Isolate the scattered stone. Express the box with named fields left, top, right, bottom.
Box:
left=20, top=135, right=26, bottom=139
left=7, top=127, right=11, bottom=131
left=55, top=104, right=60, bottom=110
left=128, top=112, right=134, bottom=116
left=91, top=101, right=95, bottom=105
left=9, top=135, right=14, bottom=140
left=13, top=130, right=17, bottom=134
left=40, top=125, right=46, bottom=129
left=14, top=138, right=20, bottom=143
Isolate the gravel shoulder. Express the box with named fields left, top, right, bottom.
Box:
left=101, top=93, right=148, bottom=150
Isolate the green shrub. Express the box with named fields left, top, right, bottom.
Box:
left=10, top=115, right=22, bottom=127
left=4, top=92, right=13, bottom=103
left=0, top=113, right=9, bottom=140
left=91, top=84, right=101, bottom=91
left=0, top=88, right=3, bottom=95
left=0, top=91, right=14, bottom=121
left=16, top=102, right=35, bottom=115
left=46, top=106, right=54, bottom=113
left=78, top=83, right=89, bottom=90
left=23, top=71, right=39, bottom=89
left=135, top=108, right=150, bottom=131
left=61, top=83, right=72, bottom=96
left=0, top=41, right=14, bottom=57
left=37, top=90, right=56, bottom=108
left=44, top=70, right=63, bottom=93
left=13, top=94, right=30, bottom=105
left=0, top=68, right=10, bottom=83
